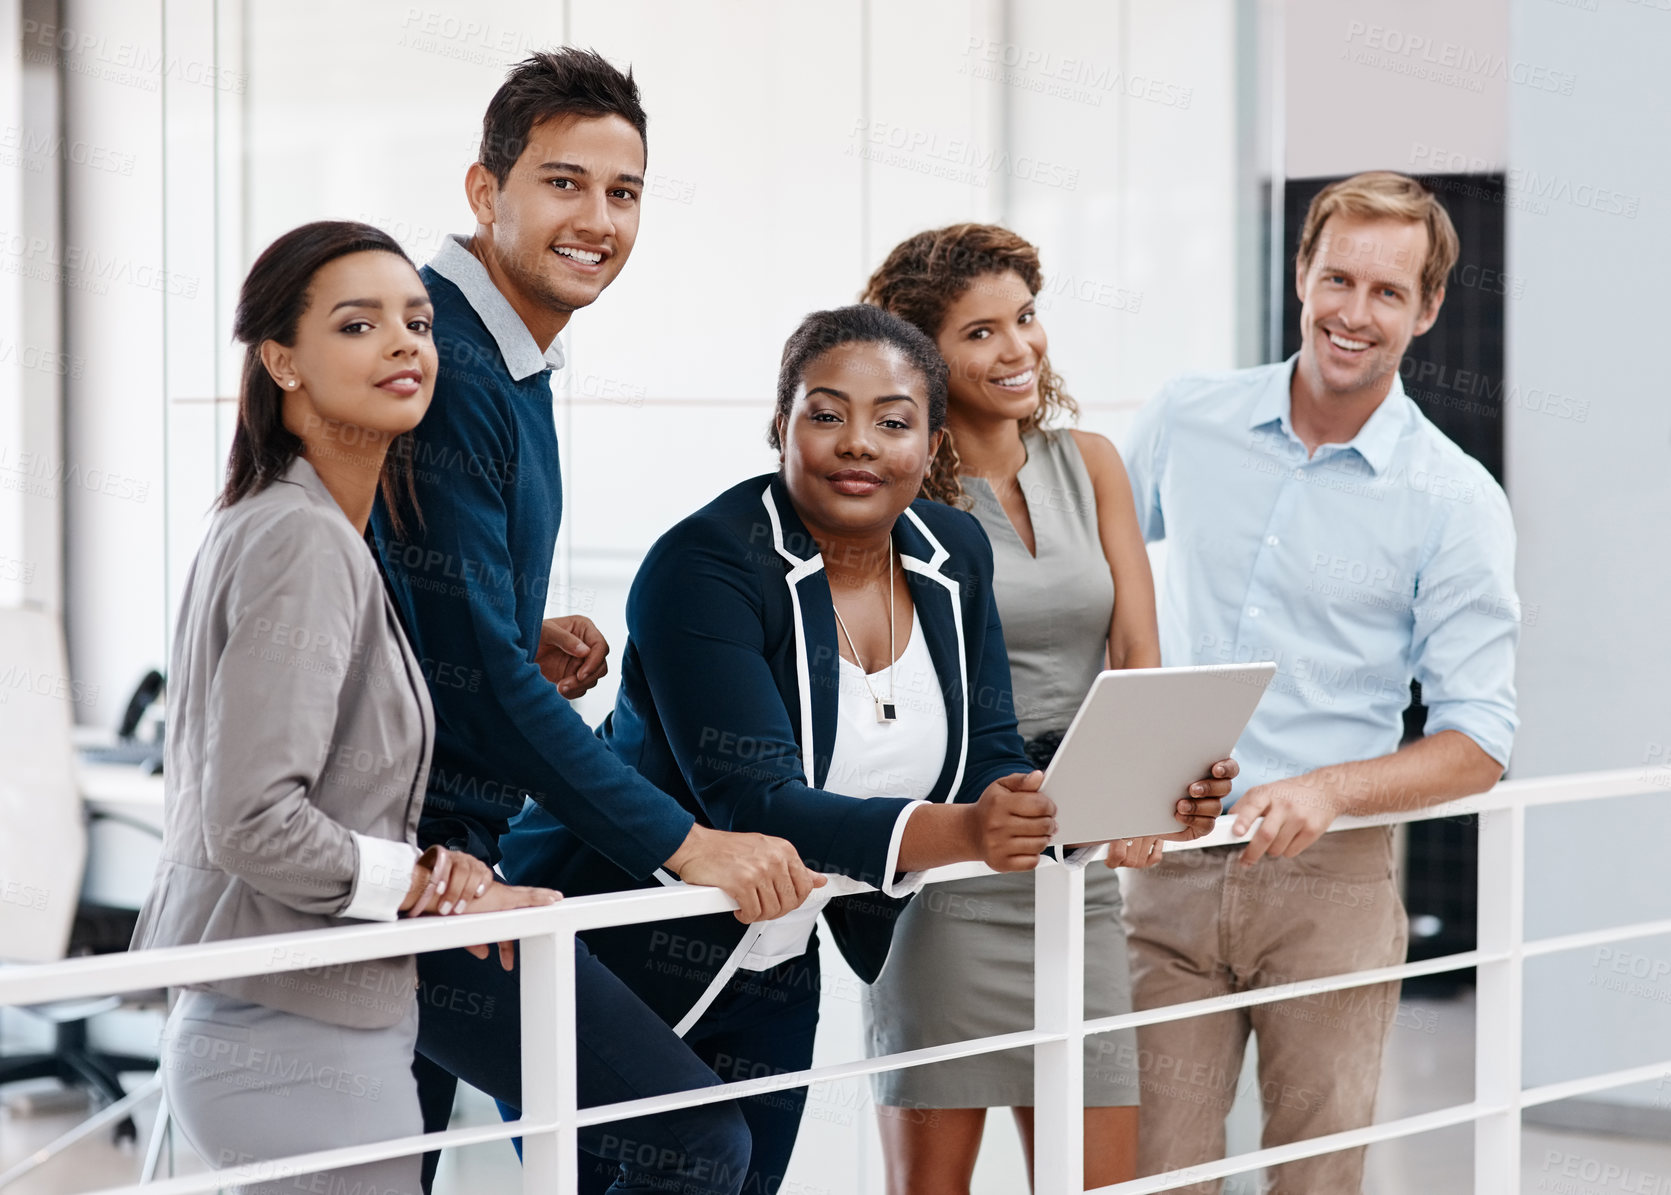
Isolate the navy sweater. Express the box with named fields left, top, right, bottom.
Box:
left=368, top=266, right=694, bottom=874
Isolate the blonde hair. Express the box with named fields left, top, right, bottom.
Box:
left=1296, top=171, right=1459, bottom=304
left=862, top=223, right=1078, bottom=509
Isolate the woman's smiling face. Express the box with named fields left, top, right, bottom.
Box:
left=933, top=269, right=1048, bottom=424
left=269, top=250, right=438, bottom=450
left=777, top=341, right=941, bottom=542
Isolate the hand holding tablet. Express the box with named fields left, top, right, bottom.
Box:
left=1041, top=663, right=1277, bottom=848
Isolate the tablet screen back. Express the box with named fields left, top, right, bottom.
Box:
left=1042, top=663, right=1275, bottom=844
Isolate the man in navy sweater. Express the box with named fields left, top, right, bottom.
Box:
left=370, top=49, right=820, bottom=1194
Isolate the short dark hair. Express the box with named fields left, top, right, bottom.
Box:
left=767, top=305, right=950, bottom=451
left=222, top=221, right=420, bottom=531
left=478, top=48, right=648, bottom=186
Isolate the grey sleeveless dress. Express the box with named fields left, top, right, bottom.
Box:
left=862, top=428, right=1140, bottom=1108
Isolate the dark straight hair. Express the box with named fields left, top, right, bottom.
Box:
left=478, top=48, right=648, bottom=186
left=220, top=221, right=421, bottom=531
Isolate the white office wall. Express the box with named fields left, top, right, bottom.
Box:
left=1005, top=0, right=1240, bottom=450
left=1506, top=0, right=1671, bottom=1116
left=15, top=0, right=64, bottom=618
left=57, top=0, right=169, bottom=729
left=0, top=0, right=26, bottom=610
left=1284, top=0, right=1509, bottom=179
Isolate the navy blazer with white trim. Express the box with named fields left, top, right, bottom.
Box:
left=499, top=473, right=1033, bottom=1022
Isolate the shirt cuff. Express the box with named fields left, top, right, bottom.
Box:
left=1061, top=845, right=1101, bottom=869
left=341, top=834, right=420, bottom=921
left=1423, top=710, right=1515, bottom=770
left=878, top=801, right=931, bottom=898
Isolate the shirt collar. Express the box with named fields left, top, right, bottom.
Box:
left=428, top=234, right=566, bottom=382
left=1247, top=357, right=1298, bottom=435
left=1248, top=354, right=1410, bottom=476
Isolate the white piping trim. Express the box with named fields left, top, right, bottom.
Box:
left=762, top=485, right=822, bottom=781
left=671, top=923, right=763, bottom=1038
left=900, top=508, right=968, bottom=800
left=902, top=506, right=951, bottom=570
left=652, top=867, right=765, bottom=1038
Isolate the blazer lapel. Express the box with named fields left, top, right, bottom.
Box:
left=762, top=481, right=971, bottom=802
left=896, top=508, right=968, bottom=803
left=761, top=479, right=840, bottom=788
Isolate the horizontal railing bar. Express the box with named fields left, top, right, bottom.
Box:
left=1483, top=767, right=1670, bottom=810
left=62, top=1031, right=1075, bottom=1194
left=1092, top=1099, right=1505, bottom=1194
left=1523, top=916, right=1671, bottom=959
left=0, top=889, right=731, bottom=1006
left=71, top=1057, right=1671, bottom=1195
left=1173, top=766, right=1671, bottom=852
left=1080, top=949, right=1497, bottom=1037
left=569, top=1028, right=1058, bottom=1128
left=68, top=1115, right=560, bottom=1195
left=7, top=768, right=1664, bottom=1008
left=1520, top=1057, right=1671, bottom=1109
left=7, top=765, right=1662, bottom=1192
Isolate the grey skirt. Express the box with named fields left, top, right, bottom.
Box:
left=161, top=989, right=423, bottom=1195
left=862, top=866, right=1139, bottom=1108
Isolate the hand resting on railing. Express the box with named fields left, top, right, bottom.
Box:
left=400, top=844, right=561, bottom=970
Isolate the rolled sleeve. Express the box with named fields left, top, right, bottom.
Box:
left=877, top=801, right=929, bottom=898
left=341, top=834, right=421, bottom=921
left=1061, top=845, right=1102, bottom=869
left=1411, top=488, right=1521, bottom=767
left=816, top=802, right=930, bottom=899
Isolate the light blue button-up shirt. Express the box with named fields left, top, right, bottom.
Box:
left=1124, top=357, right=1520, bottom=804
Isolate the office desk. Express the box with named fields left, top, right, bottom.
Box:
left=75, top=759, right=164, bottom=910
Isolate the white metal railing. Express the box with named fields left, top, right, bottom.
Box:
left=2, top=766, right=1669, bottom=1194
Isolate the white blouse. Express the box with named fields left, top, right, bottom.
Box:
left=740, top=620, right=947, bottom=971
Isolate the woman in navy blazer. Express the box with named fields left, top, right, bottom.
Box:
left=499, top=307, right=1229, bottom=1192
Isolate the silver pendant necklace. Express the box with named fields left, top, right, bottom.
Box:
left=831, top=539, right=897, bottom=724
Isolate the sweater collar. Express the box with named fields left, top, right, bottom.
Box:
left=429, top=234, right=566, bottom=382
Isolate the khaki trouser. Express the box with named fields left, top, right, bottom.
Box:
left=1121, top=827, right=1408, bottom=1195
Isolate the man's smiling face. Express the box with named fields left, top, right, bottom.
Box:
left=469, top=112, right=645, bottom=326
left=1295, top=213, right=1443, bottom=402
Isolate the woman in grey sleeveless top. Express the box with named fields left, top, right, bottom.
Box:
left=862, top=224, right=1227, bottom=1191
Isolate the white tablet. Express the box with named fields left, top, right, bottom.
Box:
left=1041, top=663, right=1276, bottom=845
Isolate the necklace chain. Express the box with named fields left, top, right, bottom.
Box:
left=830, top=540, right=897, bottom=723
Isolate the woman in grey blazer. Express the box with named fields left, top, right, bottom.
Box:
left=131, top=222, right=557, bottom=1195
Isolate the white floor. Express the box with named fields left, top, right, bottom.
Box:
left=2, top=988, right=1667, bottom=1193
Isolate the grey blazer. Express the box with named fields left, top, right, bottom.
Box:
left=131, top=457, right=432, bottom=1028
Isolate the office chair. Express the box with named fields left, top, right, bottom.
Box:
left=0, top=607, right=159, bottom=1146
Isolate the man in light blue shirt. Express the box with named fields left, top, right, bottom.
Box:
left=1119, top=172, right=1519, bottom=1194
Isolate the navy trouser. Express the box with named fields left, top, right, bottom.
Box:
left=412, top=938, right=751, bottom=1195
left=499, top=938, right=824, bottom=1195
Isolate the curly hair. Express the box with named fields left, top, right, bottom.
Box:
left=862, top=223, right=1078, bottom=507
